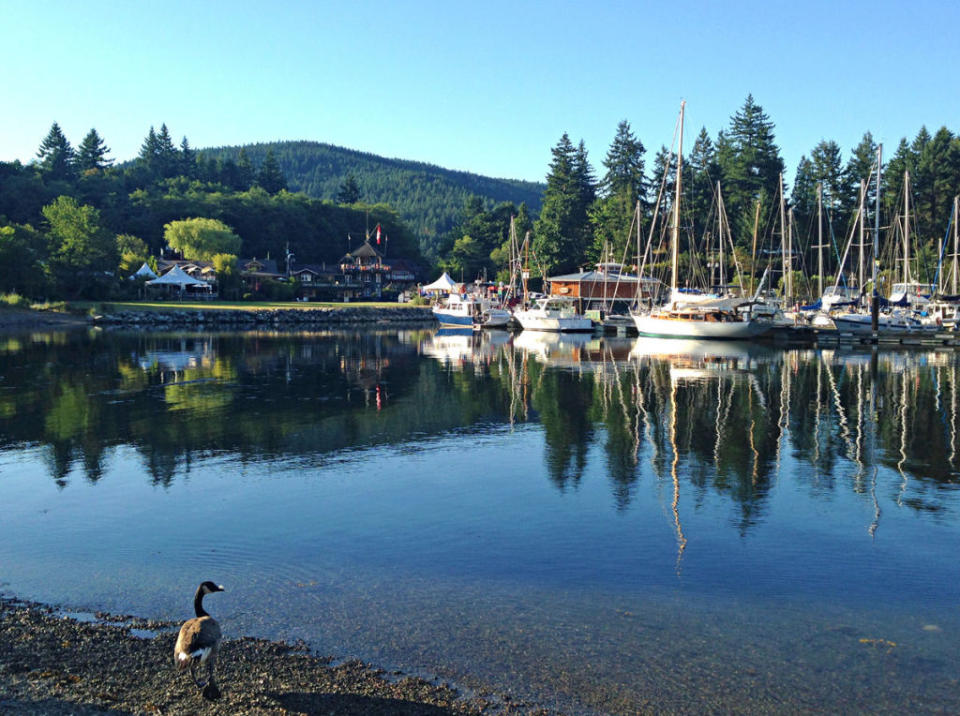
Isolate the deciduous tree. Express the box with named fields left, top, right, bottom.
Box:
left=163, top=217, right=242, bottom=261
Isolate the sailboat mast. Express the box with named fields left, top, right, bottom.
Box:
left=717, top=180, right=725, bottom=289
left=858, top=180, right=866, bottom=291
left=787, top=208, right=794, bottom=304
left=750, top=200, right=760, bottom=296
left=904, top=170, right=911, bottom=284
left=779, top=173, right=787, bottom=302
left=671, top=101, right=685, bottom=293
left=817, top=183, right=824, bottom=296
left=954, top=195, right=959, bottom=295
left=872, top=145, right=882, bottom=333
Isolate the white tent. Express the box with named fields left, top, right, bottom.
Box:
left=146, top=265, right=212, bottom=296
left=422, top=272, right=458, bottom=293
left=132, top=262, right=158, bottom=280
left=147, top=265, right=208, bottom=287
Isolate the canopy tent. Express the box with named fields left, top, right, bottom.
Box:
left=421, top=272, right=458, bottom=293
left=146, top=265, right=213, bottom=297
left=132, top=262, right=158, bottom=280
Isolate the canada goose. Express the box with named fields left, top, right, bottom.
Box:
left=174, top=581, right=224, bottom=695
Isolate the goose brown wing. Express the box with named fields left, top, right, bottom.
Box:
left=175, top=616, right=221, bottom=661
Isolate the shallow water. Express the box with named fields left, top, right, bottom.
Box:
left=1, top=328, right=958, bottom=713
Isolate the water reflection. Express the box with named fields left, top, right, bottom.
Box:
left=3, top=328, right=960, bottom=713
left=2, top=329, right=959, bottom=522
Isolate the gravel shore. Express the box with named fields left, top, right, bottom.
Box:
left=0, top=598, right=552, bottom=716
left=0, top=308, right=89, bottom=332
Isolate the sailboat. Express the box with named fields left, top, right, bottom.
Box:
left=631, top=102, right=763, bottom=340
left=833, top=164, right=935, bottom=335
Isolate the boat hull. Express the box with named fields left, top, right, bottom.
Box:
left=514, top=314, right=594, bottom=332
left=432, top=308, right=475, bottom=327
left=631, top=312, right=763, bottom=339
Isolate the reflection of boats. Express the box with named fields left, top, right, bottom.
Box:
left=512, top=332, right=635, bottom=370
left=432, top=293, right=511, bottom=328
left=630, top=338, right=769, bottom=364
left=513, top=330, right=592, bottom=362
left=513, top=297, right=594, bottom=332
left=420, top=327, right=510, bottom=367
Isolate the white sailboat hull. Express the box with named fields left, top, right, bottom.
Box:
left=514, top=313, right=594, bottom=332
left=631, top=312, right=763, bottom=339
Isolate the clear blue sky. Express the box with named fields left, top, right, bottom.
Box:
left=2, top=0, right=957, bottom=184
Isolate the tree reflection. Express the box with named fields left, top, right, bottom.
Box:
left=0, top=330, right=958, bottom=528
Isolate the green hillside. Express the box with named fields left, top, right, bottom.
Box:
left=200, top=141, right=544, bottom=257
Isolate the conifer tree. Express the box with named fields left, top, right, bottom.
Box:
left=138, top=126, right=161, bottom=178
left=179, top=137, right=197, bottom=178
left=236, top=149, right=255, bottom=190
left=156, top=123, right=178, bottom=179
left=686, top=127, right=720, bottom=237
left=589, top=120, right=647, bottom=263
left=843, top=131, right=878, bottom=218
left=533, top=133, right=595, bottom=275
left=336, top=174, right=361, bottom=204
left=256, top=149, right=287, bottom=194
left=36, top=122, right=76, bottom=181
left=718, top=95, right=785, bottom=245
left=76, top=128, right=112, bottom=172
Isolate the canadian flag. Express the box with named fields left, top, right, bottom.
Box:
left=375, top=224, right=381, bottom=244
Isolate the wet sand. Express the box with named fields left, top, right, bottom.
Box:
left=0, top=597, right=554, bottom=715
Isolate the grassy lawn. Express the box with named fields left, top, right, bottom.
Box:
left=71, top=300, right=417, bottom=313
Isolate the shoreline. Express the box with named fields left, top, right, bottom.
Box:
left=0, top=596, right=554, bottom=715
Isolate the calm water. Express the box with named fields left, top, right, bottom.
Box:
left=1, top=327, right=959, bottom=713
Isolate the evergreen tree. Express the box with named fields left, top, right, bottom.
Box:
left=600, top=120, right=646, bottom=201
left=256, top=149, right=287, bottom=194
left=882, top=138, right=914, bottom=221
left=532, top=133, right=595, bottom=275
left=686, top=127, right=720, bottom=238
left=179, top=137, right=197, bottom=178
left=236, top=149, right=255, bottom=190
left=589, top=120, right=647, bottom=264
left=76, top=128, right=112, bottom=172
left=156, top=123, right=178, bottom=179
left=336, top=174, right=361, bottom=204
left=718, top=95, right=785, bottom=245
left=843, top=131, right=879, bottom=220
left=36, top=122, right=76, bottom=181
left=138, top=126, right=161, bottom=178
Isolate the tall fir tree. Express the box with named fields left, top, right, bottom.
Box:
left=533, top=133, right=595, bottom=275
left=589, top=120, right=647, bottom=264
left=256, top=149, right=287, bottom=194
left=138, top=126, right=161, bottom=178
left=155, top=123, right=178, bottom=179
left=36, top=122, right=76, bottom=181
left=686, top=127, right=720, bottom=240
left=76, top=128, right=112, bottom=172
left=236, top=149, right=255, bottom=190
left=179, top=137, right=197, bottom=178
left=718, top=95, right=785, bottom=246
left=336, top=174, right=361, bottom=203
left=842, top=131, right=879, bottom=220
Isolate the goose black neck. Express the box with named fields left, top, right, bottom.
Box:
left=193, top=587, right=209, bottom=618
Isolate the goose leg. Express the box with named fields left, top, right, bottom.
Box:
left=201, top=661, right=220, bottom=700
left=190, top=661, right=207, bottom=688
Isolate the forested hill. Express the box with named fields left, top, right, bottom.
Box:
left=200, top=141, right=545, bottom=257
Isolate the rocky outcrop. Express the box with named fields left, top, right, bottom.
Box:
left=93, top=306, right=435, bottom=328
